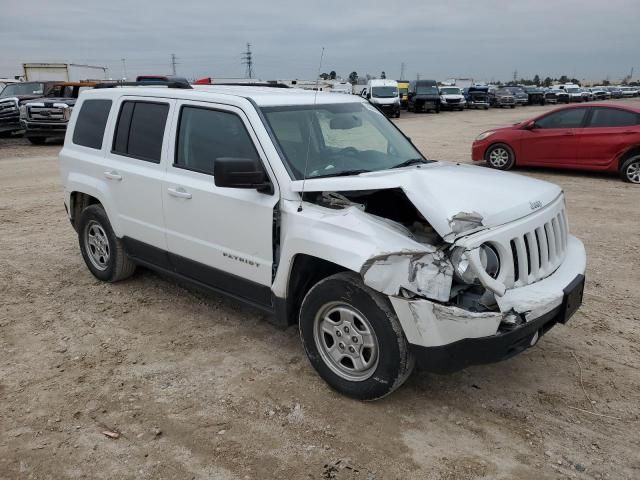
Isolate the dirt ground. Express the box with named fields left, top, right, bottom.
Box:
left=1, top=99, right=638, bottom=480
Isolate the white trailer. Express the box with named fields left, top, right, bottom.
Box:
left=23, top=63, right=108, bottom=82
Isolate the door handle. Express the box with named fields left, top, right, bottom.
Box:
left=104, top=170, right=122, bottom=181
left=167, top=187, right=192, bottom=199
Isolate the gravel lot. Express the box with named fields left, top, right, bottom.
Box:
left=1, top=100, right=639, bottom=479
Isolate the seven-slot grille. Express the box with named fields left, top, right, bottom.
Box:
left=28, top=105, right=66, bottom=121
left=509, top=207, right=568, bottom=287
left=447, top=98, right=461, bottom=104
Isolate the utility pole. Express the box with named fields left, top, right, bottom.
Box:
left=400, top=62, right=405, bottom=80
left=171, top=53, right=177, bottom=76
left=513, top=69, right=518, bottom=83
left=241, top=43, right=254, bottom=79
left=121, top=58, right=127, bottom=80
left=416, top=73, right=420, bottom=81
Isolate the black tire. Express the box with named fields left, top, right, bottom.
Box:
left=510, top=105, right=516, bottom=109
left=412, top=103, right=419, bottom=113
left=77, top=204, right=136, bottom=282
left=395, top=110, right=401, bottom=119
left=484, top=105, right=489, bottom=110
left=485, top=143, right=516, bottom=170
left=299, top=272, right=414, bottom=400
left=28, top=137, right=46, bottom=145
left=620, top=155, right=640, bottom=184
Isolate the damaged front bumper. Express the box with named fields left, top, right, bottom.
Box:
left=388, top=235, right=586, bottom=373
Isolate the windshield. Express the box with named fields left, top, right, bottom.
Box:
left=566, top=87, right=580, bottom=93
left=398, top=87, right=408, bottom=95
left=261, top=102, right=427, bottom=180
left=0, top=82, right=45, bottom=97
left=440, top=87, right=461, bottom=95
left=371, top=86, right=398, bottom=98
left=416, top=86, right=438, bottom=95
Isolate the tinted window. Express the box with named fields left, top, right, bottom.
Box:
left=536, top=108, right=587, bottom=129
left=588, top=108, right=639, bottom=128
left=112, top=101, right=169, bottom=163
left=175, top=106, right=259, bottom=175
left=72, top=99, right=112, bottom=149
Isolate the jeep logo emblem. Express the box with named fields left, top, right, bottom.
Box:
left=529, top=200, right=543, bottom=210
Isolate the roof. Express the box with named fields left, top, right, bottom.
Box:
left=82, top=84, right=364, bottom=107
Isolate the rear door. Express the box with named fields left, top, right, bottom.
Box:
left=162, top=100, right=279, bottom=307
left=580, top=107, right=640, bottom=168
left=519, top=107, right=588, bottom=167
left=103, top=96, right=175, bottom=264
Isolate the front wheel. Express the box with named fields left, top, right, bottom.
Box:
left=485, top=143, right=515, bottom=170
left=78, top=204, right=136, bottom=282
left=621, top=155, right=640, bottom=184
left=28, top=137, right=46, bottom=145
left=299, top=272, right=414, bottom=400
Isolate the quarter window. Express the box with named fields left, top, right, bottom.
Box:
left=588, top=108, right=639, bottom=128
left=175, top=106, right=259, bottom=175
left=112, top=101, right=169, bottom=163
left=535, top=108, right=587, bottom=129
left=72, top=99, right=112, bottom=149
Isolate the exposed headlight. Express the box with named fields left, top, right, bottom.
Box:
left=64, top=107, right=73, bottom=120
left=475, top=130, right=495, bottom=141
left=450, top=244, right=500, bottom=285
left=20, top=105, right=27, bottom=118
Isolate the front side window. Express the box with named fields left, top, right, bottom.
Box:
left=175, top=106, right=259, bottom=175
left=72, top=99, right=112, bottom=149
left=262, top=102, right=426, bottom=179
left=112, top=101, right=169, bottom=163
left=536, top=108, right=587, bottom=129
left=588, top=108, right=639, bottom=128
left=371, top=86, right=398, bottom=98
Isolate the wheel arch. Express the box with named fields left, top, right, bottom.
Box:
left=617, top=145, right=640, bottom=169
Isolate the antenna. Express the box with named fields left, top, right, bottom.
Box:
left=297, top=46, right=325, bottom=213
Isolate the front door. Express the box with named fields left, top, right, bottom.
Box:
left=519, top=107, right=588, bottom=167
left=162, top=101, right=279, bottom=307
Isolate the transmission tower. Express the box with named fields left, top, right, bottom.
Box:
left=241, top=43, right=254, bottom=79
left=171, top=53, right=177, bottom=75
left=513, top=69, right=518, bottom=83
left=400, top=62, right=406, bottom=80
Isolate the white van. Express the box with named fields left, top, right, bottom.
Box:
left=363, top=79, right=400, bottom=118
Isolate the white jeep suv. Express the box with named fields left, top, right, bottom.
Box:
left=59, top=80, right=586, bottom=400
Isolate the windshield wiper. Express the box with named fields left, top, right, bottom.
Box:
left=389, top=158, right=430, bottom=169
left=309, top=169, right=371, bottom=179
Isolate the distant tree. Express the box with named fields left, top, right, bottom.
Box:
left=570, top=78, right=580, bottom=85
left=365, top=73, right=373, bottom=81
left=602, top=79, right=610, bottom=86
left=348, top=71, right=358, bottom=84
left=533, top=74, right=540, bottom=85
left=380, top=71, right=386, bottom=79
left=319, top=73, right=330, bottom=80
left=558, top=75, right=569, bottom=84
left=329, top=70, right=337, bottom=80
left=543, top=77, right=553, bottom=87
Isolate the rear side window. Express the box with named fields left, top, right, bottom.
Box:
left=588, top=108, right=639, bottom=128
left=536, top=108, right=587, bottom=129
left=72, top=99, right=112, bottom=149
left=175, top=106, right=259, bottom=175
left=112, top=101, right=169, bottom=163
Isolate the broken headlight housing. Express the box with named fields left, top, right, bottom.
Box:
left=450, top=244, right=500, bottom=285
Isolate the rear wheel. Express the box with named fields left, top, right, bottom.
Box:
left=28, top=137, right=46, bottom=145
left=621, top=155, right=640, bottom=184
left=485, top=143, right=515, bottom=170
left=299, top=272, right=414, bottom=400
left=78, top=204, right=136, bottom=282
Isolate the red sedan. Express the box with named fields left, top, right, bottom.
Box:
left=472, top=103, right=640, bottom=183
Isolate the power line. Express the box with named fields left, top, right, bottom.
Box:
left=241, top=43, right=253, bottom=79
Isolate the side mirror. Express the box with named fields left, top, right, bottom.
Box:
left=523, top=120, right=536, bottom=130
left=214, top=157, right=272, bottom=193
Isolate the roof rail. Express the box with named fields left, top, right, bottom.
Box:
left=94, top=76, right=192, bottom=90
left=214, top=82, right=290, bottom=89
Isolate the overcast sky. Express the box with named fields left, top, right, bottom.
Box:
left=1, top=0, right=638, bottom=83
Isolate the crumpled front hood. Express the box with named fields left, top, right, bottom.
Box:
left=291, top=162, right=562, bottom=241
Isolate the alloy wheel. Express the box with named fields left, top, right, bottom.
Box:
left=313, top=302, right=379, bottom=382
left=489, top=147, right=510, bottom=168
left=626, top=159, right=640, bottom=184
left=85, top=220, right=110, bottom=271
